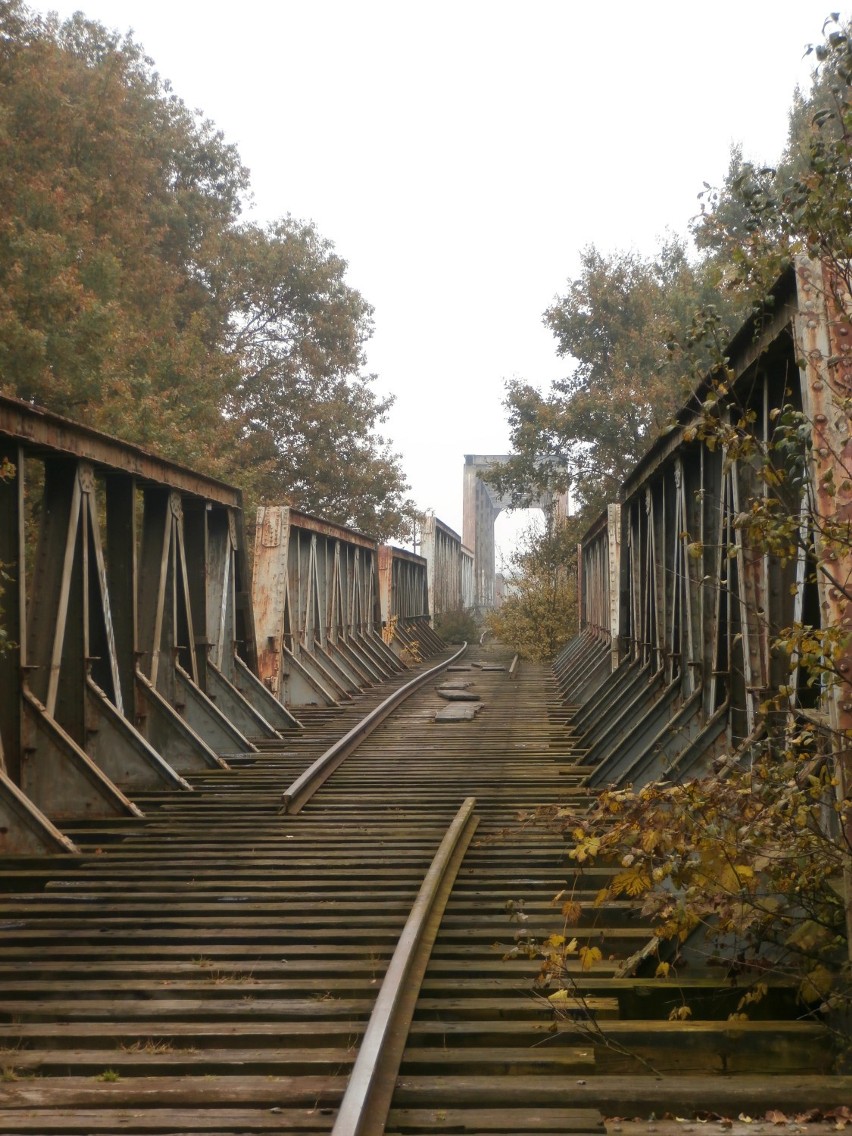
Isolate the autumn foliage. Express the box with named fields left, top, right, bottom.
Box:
left=0, top=1, right=411, bottom=538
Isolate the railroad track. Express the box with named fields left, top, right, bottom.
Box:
left=0, top=644, right=849, bottom=1134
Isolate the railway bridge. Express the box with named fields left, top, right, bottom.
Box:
left=0, top=258, right=850, bottom=1132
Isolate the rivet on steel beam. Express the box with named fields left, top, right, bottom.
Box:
left=842, top=703, right=852, bottom=712
left=813, top=381, right=824, bottom=391
left=807, top=320, right=818, bottom=328
left=815, top=413, right=828, bottom=424
left=839, top=661, right=850, bottom=673
left=818, top=447, right=830, bottom=458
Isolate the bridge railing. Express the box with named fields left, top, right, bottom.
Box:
left=0, top=396, right=294, bottom=853
left=421, top=515, right=474, bottom=619
left=252, top=506, right=407, bottom=706
left=378, top=544, right=444, bottom=659
left=570, top=256, right=850, bottom=787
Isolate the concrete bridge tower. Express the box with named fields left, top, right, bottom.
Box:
left=462, top=454, right=568, bottom=610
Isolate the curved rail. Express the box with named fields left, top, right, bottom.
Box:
left=331, top=796, right=479, bottom=1136
left=280, top=641, right=469, bottom=814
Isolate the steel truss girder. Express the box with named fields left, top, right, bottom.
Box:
left=254, top=506, right=409, bottom=707
left=421, top=516, right=474, bottom=618
left=377, top=544, right=443, bottom=660
left=0, top=396, right=269, bottom=851
left=573, top=257, right=839, bottom=785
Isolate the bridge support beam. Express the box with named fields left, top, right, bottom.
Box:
left=0, top=395, right=266, bottom=850
left=254, top=506, right=407, bottom=707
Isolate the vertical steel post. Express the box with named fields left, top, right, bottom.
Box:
left=0, top=444, right=23, bottom=781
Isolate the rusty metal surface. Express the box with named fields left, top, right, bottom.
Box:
left=796, top=259, right=852, bottom=737
left=794, top=258, right=852, bottom=943
left=0, top=410, right=263, bottom=852
left=253, top=506, right=395, bottom=706
left=416, top=522, right=474, bottom=616
left=573, top=258, right=832, bottom=784
left=378, top=544, right=430, bottom=623
left=284, top=506, right=380, bottom=549
left=0, top=394, right=241, bottom=506
left=331, top=797, right=479, bottom=1136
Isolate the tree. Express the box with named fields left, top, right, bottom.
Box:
left=485, top=515, right=579, bottom=661
left=0, top=2, right=248, bottom=475
left=489, top=238, right=735, bottom=518
left=693, top=15, right=851, bottom=304
left=491, top=16, right=850, bottom=528
left=221, top=218, right=410, bottom=536
left=0, top=1, right=412, bottom=539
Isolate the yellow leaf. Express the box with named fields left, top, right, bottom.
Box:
left=799, top=965, right=834, bottom=1002
left=579, top=945, right=602, bottom=972
left=655, top=961, right=670, bottom=978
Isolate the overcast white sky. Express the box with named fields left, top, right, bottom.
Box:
left=36, top=0, right=844, bottom=549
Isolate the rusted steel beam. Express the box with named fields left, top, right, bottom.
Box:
left=281, top=642, right=469, bottom=814
left=795, top=257, right=852, bottom=951
left=0, top=442, right=24, bottom=784
left=378, top=545, right=429, bottom=623
left=0, top=401, right=264, bottom=849
left=0, top=394, right=241, bottom=506
left=135, top=487, right=257, bottom=758
left=377, top=544, right=443, bottom=660
left=620, top=269, right=799, bottom=501
left=573, top=262, right=819, bottom=784
left=285, top=506, right=379, bottom=550
left=254, top=506, right=393, bottom=707
left=422, top=516, right=465, bottom=618
left=105, top=475, right=138, bottom=717
left=331, top=797, right=479, bottom=1136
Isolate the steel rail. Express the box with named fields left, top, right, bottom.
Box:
left=280, top=641, right=468, bottom=814
left=331, top=795, right=479, bottom=1136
